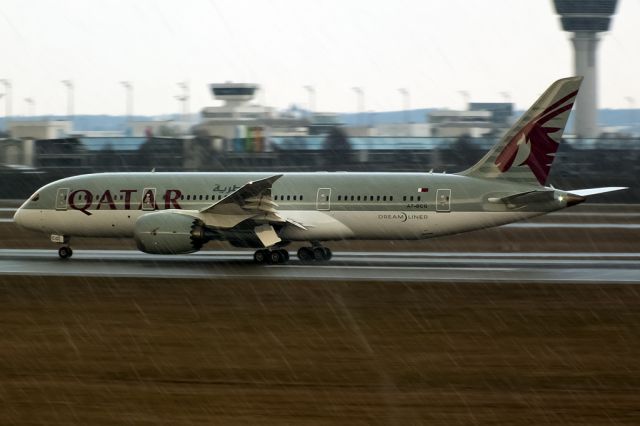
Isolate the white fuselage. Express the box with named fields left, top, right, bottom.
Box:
left=13, top=171, right=563, bottom=246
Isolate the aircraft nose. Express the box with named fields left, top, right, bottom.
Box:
left=13, top=207, right=25, bottom=227
left=13, top=207, right=36, bottom=230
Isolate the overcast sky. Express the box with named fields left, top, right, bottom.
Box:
left=0, top=0, right=638, bottom=116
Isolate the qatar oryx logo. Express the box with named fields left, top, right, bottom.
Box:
left=495, top=90, right=577, bottom=185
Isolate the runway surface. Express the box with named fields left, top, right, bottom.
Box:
left=1, top=249, right=638, bottom=283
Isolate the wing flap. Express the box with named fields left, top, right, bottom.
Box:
left=254, top=224, right=282, bottom=247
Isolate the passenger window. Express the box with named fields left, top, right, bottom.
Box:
left=417, top=196, right=421, bottom=201
left=300, top=195, right=303, bottom=201
left=376, top=196, right=380, bottom=201
left=338, top=196, right=341, bottom=201
left=390, top=196, right=393, bottom=201
left=293, top=195, right=297, bottom=201
left=357, top=196, right=361, bottom=201
left=350, top=196, right=354, bottom=201
left=410, top=196, right=414, bottom=201
left=287, top=195, right=290, bottom=201
left=383, top=196, right=387, bottom=201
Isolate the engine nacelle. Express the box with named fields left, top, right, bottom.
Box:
left=134, top=212, right=208, bottom=254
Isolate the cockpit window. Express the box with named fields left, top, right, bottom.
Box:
left=30, top=193, right=40, bottom=202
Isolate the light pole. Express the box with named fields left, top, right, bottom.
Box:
left=458, top=90, right=470, bottom=110
left=61, top=80, right=74, bottom=124
left=398, top=88, right=410, bottom=123
left=625, top=96, right=635, bottom=135
left=0, top=79, right=11, bottom=124
left=177, top=81, right=189, bottom=123
left=120, top=81, right=133, bottom=132
left=352, top=86, right=364, bottom=125
left=175, top=95, right=187, bottom=123
left=24, top=98, right=35, bottom=118
left=304, top=85, right=315, bottom=116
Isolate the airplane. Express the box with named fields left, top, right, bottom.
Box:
left=13, top=76, right=626, bottom=263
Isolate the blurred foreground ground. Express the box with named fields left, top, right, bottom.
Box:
left=0, top=277, right=638, bottom=425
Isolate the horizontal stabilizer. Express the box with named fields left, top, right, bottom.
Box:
left=568, top=187, right=628, bottom=197
left=488, top=190, right=554, bottom=206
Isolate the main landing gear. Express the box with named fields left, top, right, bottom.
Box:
left=297, top=245, right=332, bottom=262
left=51, top=234, right=73, bottom=259
left=253, top=248, right=290, bottom=264
left=253, top=245, right=332, bottom=264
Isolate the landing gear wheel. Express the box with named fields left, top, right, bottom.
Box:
left=58, top=246, right=73, bottom=259
left=279, top=249, right=290, bottom=262
left=297, top=247, right=314, bottom=262
left=323, top=247, right=332, bottom=261
left=313, top=247, right=327, bottom=261
left=255, top=249, right=289, bottom=264
left=268, top=250, right=283, bottom=264
left=253, top=249, right=268, bottom=263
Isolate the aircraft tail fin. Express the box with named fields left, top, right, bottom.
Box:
left=461, top=76, right=582, bottom=186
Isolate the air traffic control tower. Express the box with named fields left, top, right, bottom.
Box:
left=553, top=0, right=618, bottom=138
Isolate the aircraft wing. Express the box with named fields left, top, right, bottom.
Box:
left=200, top=174, right=283, bottom=216
left=196, top=174, right=307, bottom=242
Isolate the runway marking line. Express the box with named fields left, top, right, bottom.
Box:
left=267, top=265, right=517, bottom=272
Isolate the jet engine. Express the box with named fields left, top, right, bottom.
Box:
left=134, top=212, right=211, bottom=254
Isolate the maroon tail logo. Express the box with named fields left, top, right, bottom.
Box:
left=495, top=90, right=577, bottom=185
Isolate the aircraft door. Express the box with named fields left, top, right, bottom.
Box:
left=141, top=188, right=157, bottom=211
left=436, top=189, right=451, bottom=212
left=55, top=188, right=69, bottom=211
left=316, top=188, right=331, bottom=211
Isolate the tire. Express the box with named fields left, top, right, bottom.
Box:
left=279, top=249, right=290, bottom=262
left=58, top=246, right=73, bottom=259
left=253, top=249, right=267, bottom=263
left=313, top=247, right=326, bottom=261
left=297, top=247, right=313, bottom=262
left=323, top=247, right=332, bottom=261
left=268, top=250, right=283, bottom=264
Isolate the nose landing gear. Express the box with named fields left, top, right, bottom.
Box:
left=51, top=234, right=72, bottom=259
left=58, top=246, right=73, bottom=259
